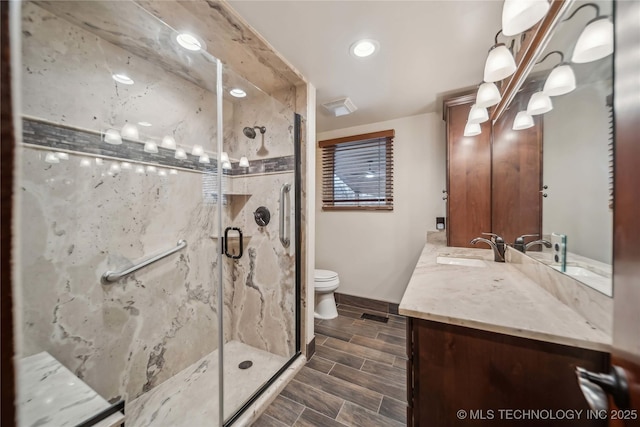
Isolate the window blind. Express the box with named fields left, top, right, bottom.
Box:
left=319, top=129, right=394, bottom=210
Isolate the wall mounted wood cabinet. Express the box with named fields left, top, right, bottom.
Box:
left=443, top=92, right=543, bottom=247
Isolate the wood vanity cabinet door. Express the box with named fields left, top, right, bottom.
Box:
left=408, top=318, right=609, bottom=427
left=492, top=96, right=543, bottom=244
left=444, top=97, right=492, bottom=248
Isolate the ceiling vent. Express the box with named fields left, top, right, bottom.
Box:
left=322, top=97, right=357, bottom=117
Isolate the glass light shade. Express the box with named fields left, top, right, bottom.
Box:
left=191, top=145, right=204, bottom=156
left=239, top=156, right=250, bottom=168
left=468, top=104, right=489, bottom=124
left=502, top=0, right=550, bottom=36
left=199, top=154, right=210, bottom=164
left=79, top=158, right=92, bottom=168
left=161, top=136, right=176, bottom=149
left=45, top=152, right=59, bottom=163
left=527, top=91, right=553, bottom=115
left=135, top=165, right=145, bottom=174
left=143, top=140, right=158, bottom=153
left=146, top=165, right=157, bottom=173
left=109, top=162, right=121, bottom=173
left=174, top=148, right=187, bottom=160
left=169, top=169, right=178, bottom=175
left=121, top=162, right=132, bottom=170
left=543, top=64, right=576, bottom=96
left=221, top=151, right=230, bottom=163
left=513, top=111, right=535, bottom=130
left=483, top=44, right=517, bottom=82
left=158, top=170, right=167, bottom=177
left=104, top=129, right=122, bottom=145
left=95, top=158, right=104, bottom=166
left=571, top=17, right=614, bottom=64
left=121, top=123, right=139, bottom=140
left=56, top=152, right=69, bottom=160
left=476, top=82, right=502, bottom=108
left=463, top=122, right=482, bottom=137
left=222, top=160, right=232, bottom=170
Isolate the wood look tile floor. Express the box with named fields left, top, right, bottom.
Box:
left=253, top=304, right=407, bottom=427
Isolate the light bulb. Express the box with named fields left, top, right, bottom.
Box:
left=476, top=82, right=502, bottom=108
left=146, top=165, right=157, bottom=173
left=104, top=129, right=122, bottom=145
left=121, top=162, right=132, bottom=170
left=222, top=160, right=232, bottom=170
left=109, top=162, right=121, bottom=173
left=144, top=140, right=158, bottom=153
left=161, top=136, right=176, bottom=149
left=175, top=148, right=187, bottom=160
left=513, top=111, right=535, bottom=130
left=56, top=152, right=69, bottom=160
left=191, top=145, right=204, bottom=156
left=221, top=151, right=230, bottom=163
left=158, top=169, right=167, bottom=177
left=464, top=122, right=482, bottom=137
left=79, top=158, right=92, bottom=168
left=135, top=165, right=145, bottom=174
left=484, top=44, right=517, bottom=82
left=169, top=169, right=178, bottom=175
left=239, top=157, right=249, bottom=168
left=527, top=91, right=553, bottom=115
left=121, top=123, right=139, bottom=140
left=199, top=154, right=210, bottom=164
left=45, top=152, right=60, bottom=163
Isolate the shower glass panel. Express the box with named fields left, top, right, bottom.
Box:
left=219, top=67, right=299, bottom=422
left=16, top=1, right=223, bottom=425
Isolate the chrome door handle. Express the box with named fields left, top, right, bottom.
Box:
left=279, top=183, right=291, bottom=248
left=576, top=366, right=630, bottom=411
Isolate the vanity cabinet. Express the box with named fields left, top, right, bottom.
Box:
left=406, top=318, right=609, bottom=427
left=443, top=92, right=543, bottom=247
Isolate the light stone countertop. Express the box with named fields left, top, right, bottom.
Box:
left=399, top=232, right=611, bottom=352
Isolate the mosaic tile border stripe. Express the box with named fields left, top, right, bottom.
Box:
left=22, top=118, right=294, bottom=176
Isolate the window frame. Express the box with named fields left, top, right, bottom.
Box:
left=319, top=129, right=394, bottom=211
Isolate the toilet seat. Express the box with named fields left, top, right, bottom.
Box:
left=315, top=269, right=339, bottom=291
left=314, top=269, right=340, bottom=320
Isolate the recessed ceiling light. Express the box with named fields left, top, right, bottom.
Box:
left=230, top=88, right=247, bottom=98
left=350, top=39, right=379, bottom=58
left=138, top=121, right=152, bottom=127
left=176, top=33, right=203, bottom=51
left=112, top=74, right=134, bottom=85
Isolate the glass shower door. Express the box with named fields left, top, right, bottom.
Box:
left=219, top=67, right=299, bottom=422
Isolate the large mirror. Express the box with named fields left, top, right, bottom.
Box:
left=510, top=0, right=613, bottom=296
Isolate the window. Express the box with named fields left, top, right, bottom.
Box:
left=319, top=129, right=394, bottom=210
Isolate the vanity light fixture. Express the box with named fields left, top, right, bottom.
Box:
left=104, top=129, right=122, bottom=145
left=112, top=73, right=134, bottom=85
left=230, top=88, right=247, bottom=98
left=239, top=156, right=250, bottom=168
left=536, top=51, right=576, bottom=96
left=350, top=39, right=379, bottom=58
left=45, top=152, right=60, bottom=164
left=191, top=145, right=204, bottom=156
left=484, top=30, right=517, bottom=82
left=463, top=122, right=482, bottom=137
left=199, top=154, right=211, bottom=164
left=175, top=148, right=187, bottom=160
left=513, top=111, right=535, bottom=130
left=526, top=91, right=553, bottom=115
left=161, top=136, right=177, bottom=150
left=565, top=3, right=613, bottom=63
left=176, top=32, right=204, bottom=52
left=502, top=0, right=550, bottom=36
left=144, top=140, right=159, bottom=154
left=476, top=82, right=502, bottom=108
left=121, top=123, right=139, bottom=140
left=468, top=104, right=489, bottom=124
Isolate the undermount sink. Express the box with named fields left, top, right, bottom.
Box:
left=436, top=256, right=487, bottom=268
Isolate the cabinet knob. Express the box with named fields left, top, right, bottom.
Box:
left=542, top=185, right=548, bottom=190
left=442, top=195, right=448, bottom=200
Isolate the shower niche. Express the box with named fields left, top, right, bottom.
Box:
left=14, top=1, right=301, bottom=426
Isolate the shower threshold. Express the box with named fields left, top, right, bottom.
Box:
left=127, top=341, right=287, bottom=426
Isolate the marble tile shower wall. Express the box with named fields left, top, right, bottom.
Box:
left=18, top=0, right=297, bottom=406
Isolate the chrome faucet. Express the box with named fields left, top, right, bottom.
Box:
left=470, top=233, right=505, bottom=262
left=514, top=234, right=551, bottom=253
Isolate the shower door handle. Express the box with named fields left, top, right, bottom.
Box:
left=280, top=183, right=291, bottom=248
left=223, top=227, right=243, bottom=259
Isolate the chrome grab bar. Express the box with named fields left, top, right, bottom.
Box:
left=280, top=183, right=291, bottom=248
left=101, top=240, right=187, bottom=284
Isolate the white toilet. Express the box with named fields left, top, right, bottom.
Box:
left=314, top=269, right=340, bottom=320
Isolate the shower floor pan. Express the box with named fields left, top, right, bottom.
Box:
left=127, top=340, right=286, bottom=426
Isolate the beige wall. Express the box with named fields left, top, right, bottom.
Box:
left=316, top=113, right=446, bottom=304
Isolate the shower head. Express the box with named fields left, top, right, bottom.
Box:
left=243, top=126, right=266, bottom=139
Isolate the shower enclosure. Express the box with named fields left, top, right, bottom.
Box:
left=14, top=1, right=300, bottom=425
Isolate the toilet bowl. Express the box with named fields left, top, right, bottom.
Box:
left=314, top=269, right=339, bottom=320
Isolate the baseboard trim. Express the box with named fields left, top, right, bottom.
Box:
left=306, top=336, right=316, bottom=358
left=335, top=293, right=400, bottom=315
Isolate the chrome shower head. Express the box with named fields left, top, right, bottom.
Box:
left=243, top=126, right=266, bottom=139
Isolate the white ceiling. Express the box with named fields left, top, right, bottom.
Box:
left=228, top=1, right=504, bottom=132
